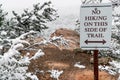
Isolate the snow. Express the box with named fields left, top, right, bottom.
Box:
left=99, top=65, right=117, bottom=75
left=48, top=69, right=63, bottom=80
left=50, top=35, right=69, bottom=48
left=30, top=49, right=45, bottom=60
left=18, top=30, right=37, bottom=40
left=1, top=31, right=7, bottom=36
left=99, top=60, right=120, bottom=76
left=0, top=31, right=44, bottom=80
left=115, top=50, right=120, bottom=54
left=12, top=43, right=24, bottom=50
left=31, top=35, right=69, bottom=49
left=114, top=6, right=120, bottom=14
left=109, top=61, right=120, bottom=73
left=37, top=39, right=50, bottom=45
left=3, top=48, right=20, bottom=59
left=11, top=38, right=30, bottom=47
left=0, top=45, right=3, bottom=49
left=74, top=62, right=86, bottom=69
left=0, top=50, right=31, bottom=79
left=26, top=73, right=39, bottom=80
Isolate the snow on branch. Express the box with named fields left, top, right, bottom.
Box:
left=0, top=31, right=43, bottom=80
left=26, top=35, right=70, bottom=50
left=49, top=35, right=69, bottom=48
left=99, top=65, right=117, bottom=75
left=30, top=49, right=45, bottom=60
left=99, top=60, right=120, bottom=75
left=17, top=30, right=37, bottom=40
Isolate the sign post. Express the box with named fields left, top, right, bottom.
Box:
left=80, top=3, right=112, bottom=80
left=94, top=50, right=99, bottom=80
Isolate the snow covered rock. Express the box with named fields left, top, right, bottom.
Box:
left=74, top=62, right=86, bottom=69
left=30, top=49, right=45, bottom=60
left=50, top=28, right=80, bottom=51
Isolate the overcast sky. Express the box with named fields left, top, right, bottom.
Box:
left=0, top=0, right=110, bottom=17
left=0, top=0, right=80, bottom=17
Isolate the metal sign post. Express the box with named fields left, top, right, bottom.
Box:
left=94, top=50, right=99, bottom=80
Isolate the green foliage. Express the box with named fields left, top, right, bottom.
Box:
left=12, top=1, right=58, bottom=36
left=0, top=2, right=58, bottom=51
left=0, top=4, right=7, bottom=27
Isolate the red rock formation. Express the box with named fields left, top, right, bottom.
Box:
left=50, top=28, right=80, bottom=51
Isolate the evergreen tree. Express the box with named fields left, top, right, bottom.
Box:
left=0, top=4, right=10, bottom=47
left=0, top=4, right=7, bottom=27
left=12, top=1, right=58, bottom=36
left=110, top=0, right=120, bottom=59
left=0, top=4, right=4, bottom=27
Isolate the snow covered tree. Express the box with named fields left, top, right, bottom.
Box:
left=0, top=31, right=46, bottom=79
left=0, top=4, right=7, bottom=27
left=96, top=0, right=120, bottom=59
left=109, top=0, right=120, bottom=59
left=0, top=4, right=11, bottom=53
left=0, top=4, right=8, bottom=34
left=0, top=7, right=16, bottom=52
left=12, top=1, right=58, bottom=36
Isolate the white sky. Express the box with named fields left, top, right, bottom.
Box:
left=0, top=0, right=110, bottom=17
left=0, top=0, right=80, bottom=17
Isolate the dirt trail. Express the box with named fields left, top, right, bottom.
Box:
left=27, top=47, right=117, bottom=80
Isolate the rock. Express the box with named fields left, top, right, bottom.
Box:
left=25, top=36, right=44, bottom=45
left=19, top=49, right=38, bottom=58
left=51, top=28, right=79, bottom=38
left=21, top=28, right=80, bottom=56
left=50, top=28, right=80, bottom=51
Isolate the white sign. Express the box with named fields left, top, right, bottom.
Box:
left=80, top=3, right=112, bottom=50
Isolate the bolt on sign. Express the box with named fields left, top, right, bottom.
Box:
left=80, top=3, right=112, bottom=50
